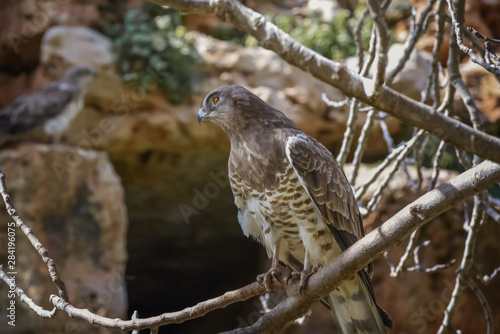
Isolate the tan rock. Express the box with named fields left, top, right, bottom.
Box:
left=458, top=59, right=500, bottom=123
left=0, top=144, right=127, bottom=334
left=345, top=43, right=433, bottom=102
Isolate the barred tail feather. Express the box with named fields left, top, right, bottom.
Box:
left=327, top=273, right=391, bottom=334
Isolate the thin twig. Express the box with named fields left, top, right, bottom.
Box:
left=455, top=148, right=472, bottom=170
left=337, top=100, right=360, bottom=168
left=366, top=0, right=390, bottom=97
left=379, top=118, right=394, bottom=152
left=385, top=0, right=437, bottom=86
left=406, top=240, right=456, bottom=273
left=467, top=27, right=500, bottom=44
left=321, top=94, right=349, bottom=108
left=445, top=0, right=500, bottom=76
left=477, top=266, right=500, bottom=284
left=355, top=7, right=370, bottom=71
left=429, top=139, right=447, bottom=191
left=131, top=310, right=140, bottom=334
left=355, top=142, right=410, bottom=200
left=0, top=265, right=57, bottom=318
left=347, top=0, right=391, bottom=175
left=0, top=168, right=69, bottom=302
left=438, top=194, right=486, bottom=334
left=429, top=0, right=447, bottom=106
left=446, top=0, right=484, bottom=136
left=389, top=229, right=421, bottom=277
left=337, top=12, right=377, bottom=167
left=464, top=276, right=494, bottom=334
left=350, top=108, right=376, bottom=185
left=366, top=130, right=427, bottom=214
left=414, top=133, right=433, bottom=189
left=485, top=204, right=500, bottom=224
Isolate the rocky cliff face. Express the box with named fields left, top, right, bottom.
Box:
left=0, top=144, right=128, bottom=334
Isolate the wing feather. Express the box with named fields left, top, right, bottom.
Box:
left=285, top=134, right=364, bottom=252
left=1, top=83, right=76, bottom=134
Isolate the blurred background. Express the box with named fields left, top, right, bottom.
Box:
left=0, top=0, right=499, bottom=333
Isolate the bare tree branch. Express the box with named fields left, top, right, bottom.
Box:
left=149, top=0, right=500, bottom=165
left=445, top=0, right=500, bottom=76
left=48, top=281, right=277, bottom=330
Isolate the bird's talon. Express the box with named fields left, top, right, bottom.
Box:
left=256, top=267, right=283, bottom=291
left=289, top=265, right=323, bottom=294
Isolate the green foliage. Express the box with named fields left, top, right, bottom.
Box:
left=107, top=3, right=200, bottom=103
left=269, top=9, right=371, bottom=60
left=212, top=7, right=373, bottom=60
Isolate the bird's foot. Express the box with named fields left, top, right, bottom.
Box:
left=286, top=264, right=323, bottom=295
left=257, top=266, right=283, bottom=292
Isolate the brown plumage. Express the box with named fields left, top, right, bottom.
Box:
left=0, top=66, right=97, bottom=144
left=198, top=85, right=392, bottom=333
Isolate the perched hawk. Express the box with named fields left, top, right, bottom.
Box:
left=0, top=65, right=97, bottom=145
left=198, top=86, right=392, bottom=333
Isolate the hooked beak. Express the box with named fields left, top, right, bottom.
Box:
left=197, top=108, right=208, bottom=124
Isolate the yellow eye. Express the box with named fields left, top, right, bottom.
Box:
left=213, top=97, right=219, bottom=105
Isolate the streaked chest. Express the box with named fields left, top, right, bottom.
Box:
left=229, top=162, right=317, bottom=246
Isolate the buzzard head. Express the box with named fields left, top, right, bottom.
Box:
left=198, top=85, right=298, bottom=137
left=198, top=85, right=239, bottom=126
left=198, top=85, right=276, bottom=133
left=63, top=65, right=98, bottom=87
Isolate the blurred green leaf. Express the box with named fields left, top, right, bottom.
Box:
left=107, top=2, right=199, bottom=104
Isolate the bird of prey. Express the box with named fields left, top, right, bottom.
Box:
left=198, top=85, right=392, bottom=333
left=0, top=65, right=97, bottom=145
